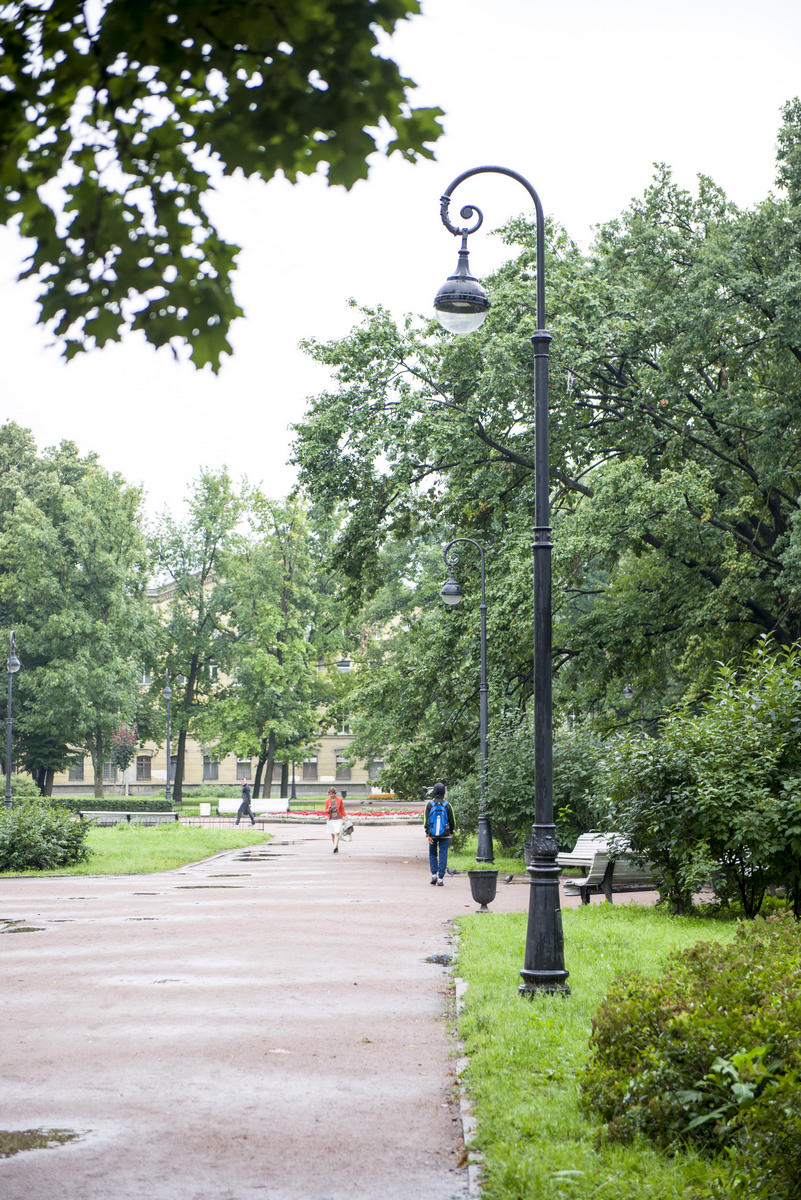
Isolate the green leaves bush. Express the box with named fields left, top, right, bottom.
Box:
left=0, top=799, right=92, bottom=871
left=601, top=639, right=801, bottom=915
left=581, top=914, right=801, bottom=1198
left=485, top=713, right=604, bottom=849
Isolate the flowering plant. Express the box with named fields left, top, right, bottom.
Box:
left=110, top=722, right=138, bottom=771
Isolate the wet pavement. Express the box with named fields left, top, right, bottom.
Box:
left=0, top=823, right=650, bottom=1199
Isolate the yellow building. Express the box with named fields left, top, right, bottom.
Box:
left=50, top=729, right=379, bottom=798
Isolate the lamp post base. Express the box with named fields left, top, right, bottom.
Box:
left=476, top=812, right=494, bottom=862
left=519, top=824, right=570, bottom=996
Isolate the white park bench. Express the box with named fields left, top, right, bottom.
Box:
left=79, top=811, right=180, bottom=827
left=215, top=797, right=290, bottom=816
left=557, top=831, right=659, bottom=904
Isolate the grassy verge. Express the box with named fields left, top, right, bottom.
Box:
left=454, top=904, right=737, bottom=1199
left=449, top=834, right=524, bottom=877
left=15, top=823, right=270, bottom=876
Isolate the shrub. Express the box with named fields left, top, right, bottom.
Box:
left=485, top=713, right=604, bottom=850
left=447, top=775, right=479, bottom=852
left=0, top=797, right=93, bottom=871
left=581, top=913, right=801, bottom=1199
left=57, top=797, right=173, bottom=813
left=6, top=774, right=41, bottom=803
left=601, top=640, right=801, bottom=915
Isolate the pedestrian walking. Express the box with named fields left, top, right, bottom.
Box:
left=325, top=786, right=346, bottom=853
left=236, top=779, right=255, bottom=826
left=424, top=782, right=455, bottom=886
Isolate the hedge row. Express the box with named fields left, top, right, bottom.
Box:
left=57, top=797, right=173, bottom=814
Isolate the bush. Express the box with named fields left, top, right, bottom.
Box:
left=6, top=774, right=41, bottom=803
left=57, top=797, right=174, bottom=813
left=0, top=798, right=93, bottom=871
left=485, top=713, right=604, bottom=850
left=601, top=640, right=801, bottom=916
left=581, top=913, right=801, bottom=1199
left=446, top=775, right=479, bottom=852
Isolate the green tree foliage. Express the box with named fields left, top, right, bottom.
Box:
left=201, top=495, right=338, bottom=798
left=293, top=101, right=801, bottom=785
left=149, top=468, right=243, bottom=802
left=485, top=714, right=604, bottom=850
left=0, top=0, right=442, bottom=368
left=601, top=640, right=801, bottom=916
left=582, top=914, right=801, bottom=1200
left=0, top=423, right=156, bottom=797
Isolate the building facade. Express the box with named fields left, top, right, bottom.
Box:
left=51, top=729, right=380, bottom=798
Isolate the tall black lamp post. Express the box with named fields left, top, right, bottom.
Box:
left=5, top=631, right=20, bottom=810
left=435, top=166, right=569, bottom=995
left=441, top=537, right=493, bottom=862
left=163, top=671, right=172, bottom=805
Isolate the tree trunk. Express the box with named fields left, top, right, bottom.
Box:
left=252, top=736, right=266, bottom=798
left=86, top=730, right=105, bottom=799
left=280, top=761, right=288, bottom=798
left=173, top=727, right=188, bottom=804
left=261, top=730, right=277, bottom=798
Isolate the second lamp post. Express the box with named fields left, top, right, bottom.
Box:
left=441, top=538, right=493, bottom=862
left=5, top=631, right=20, bottom=810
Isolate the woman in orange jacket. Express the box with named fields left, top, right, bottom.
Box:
left=325, top=786, right=346, bottom=853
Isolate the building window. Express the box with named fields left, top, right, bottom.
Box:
left=170, top=755, right=177, bottom=781
left=203, top=756, right=219, bottom=781
left=103, top=761, right=116, bottom=781
left=209, top=662, right=218, bottom=681
left=335, top=754, right=351, bottom=782
left=368, top=759, right=384, bottom=781
left=272, top=762, right=283, bottom=782
left=136, top=755, right=151, bottom=782
left=336, top=659, right=351, bottom=673
left=68, top=760, right=84, bottom=782
left=302, top=757, right=318, bottom=781
left=337, top=713, right=351, bottom=735
left=236, top=759, right=251, bottom=780
left=140, top=670, right=152, bottom=686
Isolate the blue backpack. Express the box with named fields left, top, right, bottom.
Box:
left=428, top=799, right=448, bottom=837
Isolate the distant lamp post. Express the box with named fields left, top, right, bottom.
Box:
left=435, top=166, right=569, bottom=994
left=622, top=683, right=645, bottom=737
left=290, top=760, right=297, bottom=802
left=5, top=631, right=20, bottom=810
left=441, top=538, right=493, bottom=862
left=162, top=671, right=173, bottom=805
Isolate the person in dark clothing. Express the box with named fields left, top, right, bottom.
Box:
left=236, top=779, right=255, bottom=826
left=424, top=782, right=455, bottom=886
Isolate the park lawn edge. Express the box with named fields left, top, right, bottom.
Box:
left=452, top=904, right=738, bottom=1200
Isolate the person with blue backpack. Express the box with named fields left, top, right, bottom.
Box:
left=424, top=782, right=455, bottom=886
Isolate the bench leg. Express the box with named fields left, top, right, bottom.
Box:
left=579, top=887, right=590, bottom=905
left=601, top=861, right=615, bottom=903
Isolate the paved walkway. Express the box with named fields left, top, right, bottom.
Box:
left=0, top=824, right=639, bottom=1199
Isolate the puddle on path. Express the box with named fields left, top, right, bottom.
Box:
left=0, top=1128, right=82, bottom=1158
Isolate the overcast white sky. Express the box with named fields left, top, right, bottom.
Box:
left=2, top=0, right=801, bottom=522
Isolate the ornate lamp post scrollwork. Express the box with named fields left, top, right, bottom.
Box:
left=435, top=166, right=569, bottom=995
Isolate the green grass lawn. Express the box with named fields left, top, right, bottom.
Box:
left=455, top=904, right=738, bottom=1199
left=20, top=823, right=271, bottom=876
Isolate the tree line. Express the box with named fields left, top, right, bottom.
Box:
left=0, top=427, right=351, bottom=799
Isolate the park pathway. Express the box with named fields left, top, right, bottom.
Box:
left=0, top=822, right=537, bottom=1200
